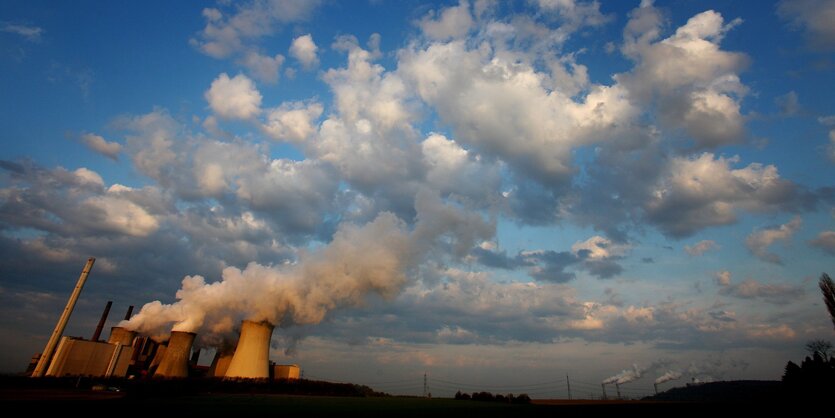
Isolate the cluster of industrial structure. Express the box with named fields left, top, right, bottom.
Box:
left=26, top=258, right=300, bottom=382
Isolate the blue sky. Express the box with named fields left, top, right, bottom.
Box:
left=1, top=0, right=834, bottom=397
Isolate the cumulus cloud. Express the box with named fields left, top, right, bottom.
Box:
left=417, top=0, right=474, bottom=41
left=745, top=216, right=802, bottom=264
left=1, top=22, right=43, bottom=42
left=809, top=230, right=835, bottom=255
left=719, top=277, right=804, bottom=305
left=205, top=73, right=262, bottom=119
left=262, top=101, right=323, bottom=142
left=80, top=133, right=121, bottom=160
left=618, top=6, right=748, bottom=149
left=289, top=34, right=319, bottom=69
left=775, top=91, right=800, bottom=116
left=819, top=115, right=835, bottom=163
left=240, top=51, right=284, bottom=84
left=646, top=154, right=807, bottom=238
left=714, top=270, right=732, bottom=287
left=685, top=240, right=719, bottom=256
left=778, top=0, right=835, bottom=50
left=191, top=0, right=321, bottom=59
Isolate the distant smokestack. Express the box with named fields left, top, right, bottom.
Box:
left=154, top=331, right=196, bottom=378
left=601, top=383, right=607, bottom=400
left=225, top=320, right=274, bottom=379
left=654, top=383, right=658, bottom=395
left=31, top=257, right=95, bottom=377
left=107, top=326, right=136, bottom=346
left=615, top=383, right=621, bottom=399
left=190, top=348, right=200, bottom=366
left=123, top=305, right=134, bottom=321
left=91, top=301, right=112, bottom=341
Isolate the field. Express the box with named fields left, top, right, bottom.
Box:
left=1, top=390, right=781, bottom=417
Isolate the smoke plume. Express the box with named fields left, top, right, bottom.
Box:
left=654, top=370, right=682, bottom=384
left=603, top=364, right=645, bottom=385
left=122, top=190, right=493, bottom=345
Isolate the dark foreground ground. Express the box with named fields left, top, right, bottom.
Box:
left=0, top=377, right=811, bottom=417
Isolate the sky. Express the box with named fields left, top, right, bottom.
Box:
left=1, top=0, right=834, bottom=398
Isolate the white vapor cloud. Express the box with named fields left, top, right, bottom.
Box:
left=417, top=0, right=474, bottom=41
left=80, top=133, right=121, bottom=160
left=1, top=22, right=43, bottom=42
left=745, top=216, right=802, bottom=264
left=205, top=73, right=262, bottom=120
left=778, top=0, right=835, bottom=50
left=810, top=230, right=835, bottom=255
left=685, top=240, right=719, bottom=256
left=290, top=34, right=319, bottom=69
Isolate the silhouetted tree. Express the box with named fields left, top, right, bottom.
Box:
left=820, top=273, right=835, bottom=331
left=805, top=339, right=833, bottom=361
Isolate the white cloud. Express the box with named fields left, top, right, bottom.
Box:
left=809, top=230, right=835, bottom=255
left=618, top=7, right=748, bottom=148
left=685, top=240, right=719, bottom=256
left=1, top=22, right=43, bottom=42
left=571, top=236, right=629, bottom=260
left=80, top=133, right=121, bottom=160
left=714, top=270, right=731, bottom=286
left=82, top=194, right=160, bottom=237
left=775, top=91, right=800, bottom=116
left=417, top=0, right=474, bottom=41
left=719, top=277, right=804, bottom=304
left=646, top=153, right=803, bottom=237
left=240, top=51, right=284, bottom=84
left=262, top=101, right=323, bottom=142
left=778, top=0, right=835, bottom=50
left=745, top=216, right=802, bottom=264
left=191, top=0, right=321, bottom=59
left=289, top=34, right=319, bottom=69
left=534, top=0, right=611, bottom=29
left=205, top=73, right=262, bottom=120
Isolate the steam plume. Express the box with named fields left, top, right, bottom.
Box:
left=603, top=364, right=645, bottom=385
left=654, top=370, right=682, bottom=384
left=121, top=190, right=492, bottom=345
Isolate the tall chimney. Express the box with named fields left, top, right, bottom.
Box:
left=91, top=301, right=112, bottom=341
left=225, top=320, right=274, bottom=379
left=123, top=305, right=134, bottom=321
left=654, top=382, right=658, bottom=395
left=31, top=257, right=95, bottom=377
left=601, top=383, right=607, bottom=400
left=154, top=331, right=196, bottom=378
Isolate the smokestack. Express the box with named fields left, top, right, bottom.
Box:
left=91, top=301, right=112, bottom=341
left=107, top=326, right=136, bottom=346
left=31, top=257, right=95, bottom=377
left=601, top=383, right=607, bottom=400
left=190, top=348, right=200, bottom=365
left=225, top=320, right=274, bottom=379
left=615, top=383, right=621, bottom=399
left=154, top=331, right=196, bottom=378
left=654, top=383, right=658, bottom=395
left=123, top=305, right=134, bottom=321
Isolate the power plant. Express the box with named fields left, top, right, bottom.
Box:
left=28, top=258, right=301, bottom=382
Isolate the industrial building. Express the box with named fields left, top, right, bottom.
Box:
left=29, top=258, right=301, bottom=382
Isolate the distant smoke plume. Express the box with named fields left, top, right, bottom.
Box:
left=654, top=370, right=682, bottom=384
left=603, top=364, right=645, bottom=385
left=121, top=191, right=492, bottom=346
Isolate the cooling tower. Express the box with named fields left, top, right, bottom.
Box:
left=107, top=326, right=136, bottom=346
left=209, top=349, right=235, bottom=378
left=225, top=320, right=274, bottom=379
left=153, top=331, right=196, bottom=378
